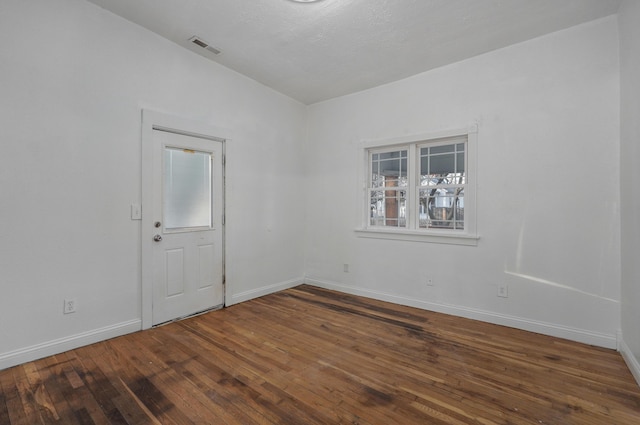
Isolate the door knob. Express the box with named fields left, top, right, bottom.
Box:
left=153, top=235, right=163, bottom=242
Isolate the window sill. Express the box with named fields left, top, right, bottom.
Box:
left=355, top=228, right=479, bottom=246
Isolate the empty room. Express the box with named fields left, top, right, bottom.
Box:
left=1, top=0, right=640, bottom=423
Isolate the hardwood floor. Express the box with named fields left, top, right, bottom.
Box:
left=1, top=285, right=639, bottom=424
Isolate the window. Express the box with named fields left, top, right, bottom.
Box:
left=370, top=149, right=408, bottom=228
left=163, top=147, right=212, bottom=229
left=358, top=127, right=477, bottom=245
left=417, top=141, right=465, bottom=230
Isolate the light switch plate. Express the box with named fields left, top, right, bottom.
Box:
left=131, top=203, right=142, bottom=220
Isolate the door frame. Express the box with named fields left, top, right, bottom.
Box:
left=141, top=109, right=230, bottom=330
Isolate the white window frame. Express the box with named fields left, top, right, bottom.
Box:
left=355, top=125, right=478, bottom=246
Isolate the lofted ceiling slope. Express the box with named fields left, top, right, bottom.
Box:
left=85, top=0, right=621, bottom=105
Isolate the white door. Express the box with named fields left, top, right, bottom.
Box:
left=149, top=129, right=224, bottom=325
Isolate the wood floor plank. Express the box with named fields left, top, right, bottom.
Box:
left=0, top=383, right=11, bottom=425
left=0, top=365, right=30, bottom=425
left=242, top=309, right=456, bottom=422
left=57, top=352, right=114, bottom=425
left=99, top=343, right=193, bottom=425
left=21, top=361, right=59, bottom=425
left=38, top=355, right=83, bottom=425
left=120, top=331, right=260, bottom=425
left=1, top=284, right=640, bottom=424
left=67, top=346, right=134, bottom=424
left=212, top=301, right=433, bottom=423
left=247, top=293, right=515, bottom=423
left=173, top=319, right=341, bottom=424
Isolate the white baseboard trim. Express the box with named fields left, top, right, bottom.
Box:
left=227, top=277, right=304, bottom=306
left=0, top=319, right=141, bottom=371
left=305, top=278, right=618, bottom=350
left=619, top=337, right=640, bottom=387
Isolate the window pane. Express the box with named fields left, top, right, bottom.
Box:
left=418, top=188, right=464, bottom=230
left=429, top=154, right=455, bottom=176
left=379, top=159, right=399, bottom=175
left=420, top=142, right=466, bottom=186
left=456, top=152, right=465, bottom=173
left=370, top=189, right=406, bottom=228
left=371, top=149, right=408, bottom=188
left=371, top=160, right=382, bottom=187
left=378, top=151, right=407, bottom=160
left=430, top=144, right=455, bottom=154
left=164, top=148, right=212, bottom=229
left=420, top=156, right=429, bottom=176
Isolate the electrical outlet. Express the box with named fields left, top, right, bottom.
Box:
left=426, top=277, right=434, bottom=286
left=64, top=298, right=77, bottom=314
left=497, top=285, right=508, bottom=298
left=343, top=263, right=349, bottom=273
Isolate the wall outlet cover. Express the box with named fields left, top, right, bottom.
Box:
left=498, top=285, right=508, bottom=298
left=64, top=298, right=77, bottom=314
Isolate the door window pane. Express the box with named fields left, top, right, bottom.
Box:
left=164, top=148, right=212, bottom=229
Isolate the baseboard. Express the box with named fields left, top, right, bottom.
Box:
left=305, top=278, right=618, bottom=350
left=619, top=337, right=640, bottom=387
left=0, top=319, right=141, bottom=371
left=227, top=277, right=304, bottom=306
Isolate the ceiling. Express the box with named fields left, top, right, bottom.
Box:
left=85, top=0, right=621, bottom=105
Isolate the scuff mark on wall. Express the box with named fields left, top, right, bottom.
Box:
left=504, top=270, right=618, bottom=304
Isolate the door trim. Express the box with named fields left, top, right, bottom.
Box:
left=141, top=109, right=230, bottom=330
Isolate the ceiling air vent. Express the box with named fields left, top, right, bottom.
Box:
left=188, top=36, right=221, bottom=55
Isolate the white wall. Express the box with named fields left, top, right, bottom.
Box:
left=305, top=16, right=621, bottom=348
left=0, top=0, right=307, bottom=369
left=619, top=0, right=640, bottom=384
left=0, top=0, right=628, bottom=371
